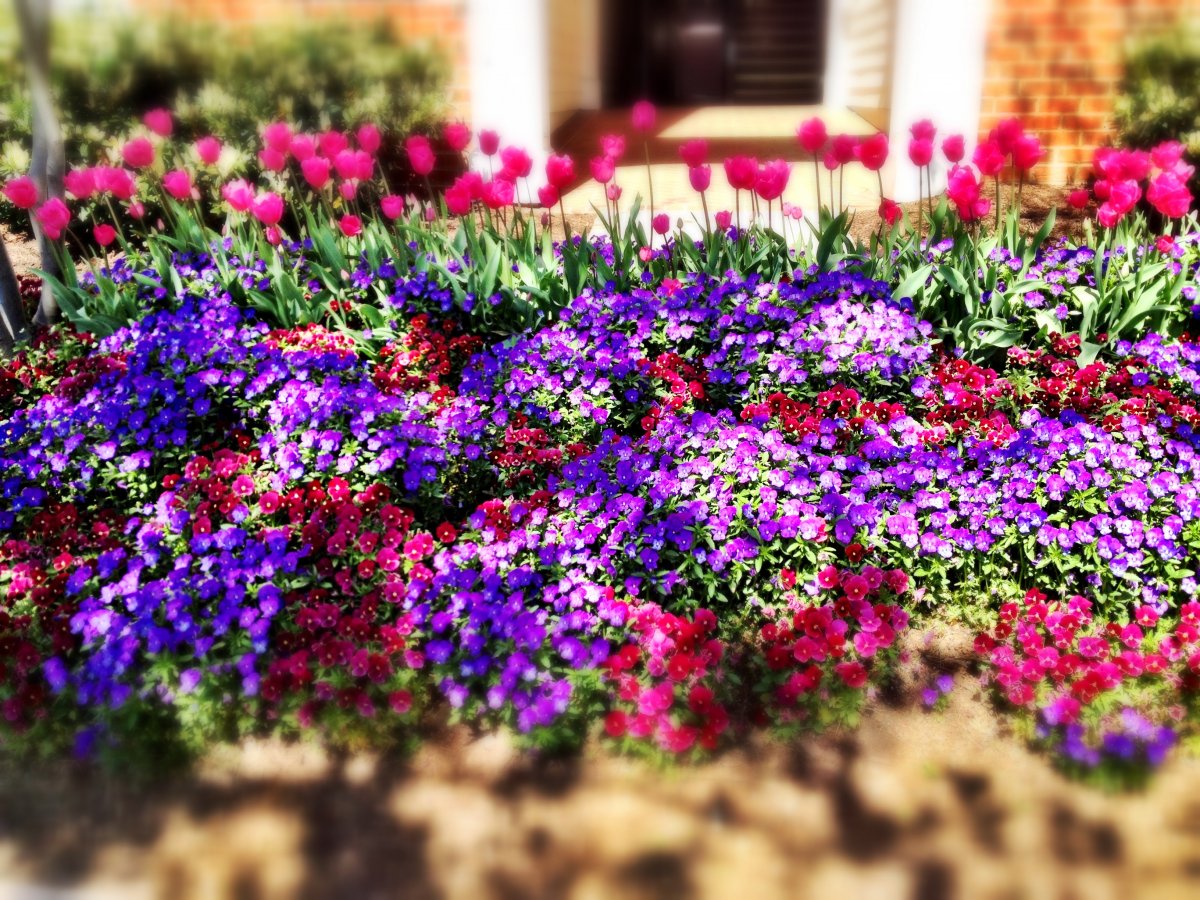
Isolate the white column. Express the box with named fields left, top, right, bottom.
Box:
left=887, top=0, right=990, bottom=202
left=467, top=0, right=551, bottom=173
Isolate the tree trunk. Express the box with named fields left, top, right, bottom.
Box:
left=0, top=237, right=31, bottom=357
left=14, top=0, right=64, bottom=328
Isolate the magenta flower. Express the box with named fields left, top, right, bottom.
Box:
left=538, top=184, right=559, bottom=207
left=258, top=147, right=287, bottom=173
left=338, top=214, right=363, bottom=237
left=723, top=156, right=759, bottom=191
left=972, top=140, right=1005, bottom=177
left=94, top=167, right=136, bottom=201
left=989, top=117, right=1025, bottom=154
left=499, top=146, right=533, bottom=181
left=1012, top=134, right=1044, bottom=173
left=1150, top=140, right=1185, bottom=171
left=1147, top=171, right=1192, bottom=218
left=600, top=133, right=627, bottom=160
left=122, top=137, right=155, bottom=169
left=162, top=169, right=194, bottom=201
left=444, top=183, right=472, bottom=216
left=679, top=138, right=708, bottom=168
left=263, top=121, right=294, bottom=153
left=544, top=153, right=575, bottom=190
left=406, top=136, right=436, bottom=177
left=831, top=134, right=858, bottom=165
left=33, top=197, right=71, bottom=240
left=479, top=129, right=501, bottom=156
left=942, top=134, right=965, bottom=164
left=855, top=133, right=889, bottom=171
left=754, top=159, right=791, bottom=201
left=714, top=209, right=732, bottom=229
left=318, top=130, right=350, bottom=159
left=631, top=100, right=656, bottom=132
left=910, top=119, right=937, bottom=142
left=878, top=198, right=902, bottom=226
left=481, top=179, right=514, bottom=210
left=797, top=117, right=827, bottom=154
left=651, top=212, right=670, bottom=235
left=590, top=156, right=615, bottom=184
left=64, top=168, right=96, bottom=200
left=688, top=164, right=711, bottom=193
left=908, top=138, right=933, bottom=167
left=380, top=194, right=405, bottom=219
left=194, top=136, right=222, bottom=166
left=92, top=223, right=117, bottom=247
left=444, top=121, right=472, bottom=153
left=356, top=123, right=382, bottom=155
left=606, top=183, right=622, bottom=201
left=251, top=191, right=284, bottom=226
left=3, top=175, right=39, bottom=209
left=142, top=108, right=174, bottom=138
left=333, top=149, right=360, bottom=181
left=301, top=157, right=331, bottom=190
left=1066, top=188, right=1090, bottom=210
left=289, top=134, right=316, bottom=161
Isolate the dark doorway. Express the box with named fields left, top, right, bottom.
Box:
left=601, top=0, right=826, bottom=106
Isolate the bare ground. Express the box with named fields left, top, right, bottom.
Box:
left=1, top=625, right=1198, bottom=900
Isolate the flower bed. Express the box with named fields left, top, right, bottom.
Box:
left=2, top=108, right=1200, bottom=783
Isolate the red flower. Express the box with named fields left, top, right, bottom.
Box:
left=436, top=522, right=458, bottom=544
left=679, top=138, right=708, bottom=167
left=835, top=661, right=868, bottom=689
left=604, top=710, right=628, bottom=737
left=855, top=133, right=889, bottom=171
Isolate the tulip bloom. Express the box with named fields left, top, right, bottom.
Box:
left=942, top=134, right=965, bottom=164
left=1151, top=140, right=1185, bottom=171
left=631, top=100, right=656, bottom=132
left=797, top=117, right=827, bottom=154
left=93, top=223, right=117, bottom=247
left=878, top=198, right=902, bottom=226
left=95, top=167, right=137, bottom=201
left=143, top=108, right=173, bottom=137
left=714, top=210, right=732, bottom=229
left=34, top=198, right=71, bottom=240
left=444, top=184, right=472, bottom=217
left=545, top=154, right=575, bottom=190
left=831, top=134, right=858, bottom=165
left=606, top=183, right=622, bottom=201
left=162, top=169, right=194, bottom=201
left=908, top=138, right=933, bottom=167
left=290, top=134, right=317, bottom=161
left=754, top=159, right=791, bottom=202
left=538, top=184, right=559, bottom=207
left=972, top=140, right=1005, bottom=177
left=251, top=192, right=284, bottom=226
left=405, top=136, right=436, bottom=177
left=263, top=122, right=294, bottom=153
left=989, top=118, right=1024, bottom=154
left=855, top=134, right=889, bottom=171
left=381, top=195, right=406, bottom=219
left=64, top=168, right=96, bottom=200
left=1012, top=134, right=1044, bottom=173
left=481, top=179, right=514, bottom=209
left=444, top=121, right=472, bottom=153
left=499, top=146, right=533, bottom=181
left=689, top=164, right=712, bottom=193
left=301, top=157, right=332, bottom=190
left=334, top=149, right=360, bottom=181
left=318, top=130, right=350, bottom=159
left=1066, top=188, right=1090, bottom=210
left=590, top=156, right=615, bottom=184
left=651, top=212, right=670, bottom=235
left=338, top=214, right=363, bottom=237
left=946, top=165, right=984, bottom=221
left=195, top=136, right=222, bottom=166
left=679, top=138, right=708, bottom=168
left=3, top=175, right=39, bottom=209
left=910, top=119, right=937, bottom=142
left=1147, top=171, right=1191, bottom=218
left=356, top=123, right=382, bottom=155
left=601, top=133, right=627, bottom=160
left=724, top=156, right=759, bottom=191
left=258, top=147, right=287, bottom=173
left=122, top=137, right=155, bottom=169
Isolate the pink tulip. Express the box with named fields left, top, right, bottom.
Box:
left=334, top=149, right=360, bottom=181
left=606, top=183, right=622, bottom=201
left=878, top=198, right=902, bottom=226
left=831, top=134, right=858, bottom=165
left=301, top=157, right=332, bottom=190
left=723, top=155, right=759, bottom=191
left=34, top=198, right=71, bottom=240
left=122, top=137, right=155, bottom=169
left=458, top=171, right=485, bottom=200
left=631, top=100, right=656, bottom=132
left=797, top=117, right=827, bottom=154
left=162, top=169, right=194, bottom=201
left=290, top=134, right=317, bottom=161
left=406, top=136, right=436, bottom=177
left=783, top=202, right=804, bottom=220
left=3, top=175, right=38, bottom=209
left=1109, top=179, right=1142, bottom=215
left=989, top=118, right=1024, bottom=154
left=93, top=223, right=117, bottom=247
left=1147, top=171, right=1191, bottom=218
left=128, top=201, right=145, bottom=219
left=95, top=167, right=136, bottom=201
left=908, top=138, right=933, bottom=168
left=910, top=119, right=937, bottom=142
left=381, top=194, right=406, bottom=220
left=339, top=181, right=358, bottom=201
left=714, top=210, right=732, bottom=230
left=855, top=133, right=889, bottom=171
left=1097, top=202, right=1123, bottom=229
left=1012, top=134, right=1043, bottom=173
left=600, top=134, right=627, bottom=160
left=356, top=123, right=382, bottom=155
left=972, top=140, right=1005, bottom=177
left=251, top=191, right=284, bottom=226
left=143, top=108, right=174, bottom=137
left=946, top=165, right=984, bottom=220
left=263, top=122, right=294, bottom=153
left=1151, top=140, right=1185, bottom=171
left=651, top=212, right=670, bottom=235
left=679, top=138, right=708, bottom=168
left=754, top=159, right=791, bottom=201
left=444, top=121, right=472, bottom=153
left=1066, top=188, right=1090, bottom=210
left=822, top=151, right=839, bottom=171
left=942, top=134, right=965, bottom=164
left=482, top=179, right=514, bottom=210
left=1094, top=178, right=1111, bottom=201
left=338, top=214, right=363, bottom=237
left=479, top=129, right=501, bottom=156
left=195, top=136, right=222, bottom=166
left=538, top=183, right=559, bottom=207
left=689, top=164, right=711, bottom=193
left=590, top=156, right=615, bottom=184
left=354, top=150, right=374, bottom=182
left=445, top=184, right=473, bottom=217
left=258, top=147, right=287, bottom=173
left=64, top=168, right=96, bottom=200
left=318, top=131, right=350, bottom=159
left=545, top=153, right=575, bottom=190
left=499, top=146, right=532, bottom=180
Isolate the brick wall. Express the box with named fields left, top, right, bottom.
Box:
left=129, top=0, right=471, bottom=116
left=981, top=0, right=1200, bottom=185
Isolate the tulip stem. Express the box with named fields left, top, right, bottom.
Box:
left=643, top=140, right=655, bottom=248
left=559, top=198, right=570, bottom=243
left=994, top=174, right=1001, bottom=232
left=814, top=160, right=822, bottom=215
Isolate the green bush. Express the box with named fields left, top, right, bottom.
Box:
left=0, top=11, right=450, bottom=228
left=1115, top=27, right=1200, bottom=188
